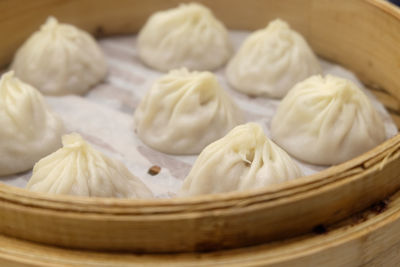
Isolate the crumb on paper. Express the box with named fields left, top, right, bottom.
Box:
left=148, top=165, right=161, bottom=176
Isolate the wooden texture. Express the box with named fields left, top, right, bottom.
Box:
left=2, top=191, right=400, bottom=266
left=0, top=0, right=400, bottom=262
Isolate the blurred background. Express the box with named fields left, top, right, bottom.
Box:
left=389, top=0, right=400, bottom=6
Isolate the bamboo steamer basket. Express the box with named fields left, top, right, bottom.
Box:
left=1, top=0, right=400, bottom=265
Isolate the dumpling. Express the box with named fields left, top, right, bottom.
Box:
left=0, top=71, right=64, bottom=176
left=26, top=133, right=153, bottom=198
left=179, top=123, right=302, bottom=196
left=226, top=19, right=321, bottom=98
left=270, top=75, right=386, bottom=165
left=11, top=17, right=107, bottom=96
left=137, top=3, right=232, bottom=71
left=134, top=68, right=244, bottom=155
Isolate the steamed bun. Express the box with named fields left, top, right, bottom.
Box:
left=271, top=75, right=386, bottom=165
left=26, top=133, right=153, bottom=198
left=137, top=3, right=232, bottom=71
left=179, top=123, right=302, bottom=196
left=0, top=71, right=64, bottom=176
left=226, top=19, right=321, bottom=98
left=11, top=17, right=107, bottom=96
left=134, top=68, right=244, bottom=155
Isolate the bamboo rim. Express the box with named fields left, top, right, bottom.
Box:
left=1, top=182, right=400, bottom=266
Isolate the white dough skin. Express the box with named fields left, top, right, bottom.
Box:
left=137, top=3, right=233, bottom=71
left=226, top=19, right=321, bottom=98
left=26, top=133, right=153, bottom=198
left=271, top=75, right=386, bottom=165
left=0, top=71, right=64, bottom=176
left=134, top=68, right=244, bottom=155
left=179, top=123, right=303, bottom=197
left=11, top=17, right=107, bottom=96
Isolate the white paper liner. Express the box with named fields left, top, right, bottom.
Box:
left=1, top=31, right=397, bottom=198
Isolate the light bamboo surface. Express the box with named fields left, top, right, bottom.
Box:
left=1, top=190, right=400, bottom=266
left=0, top=0, right=400, bottom=265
